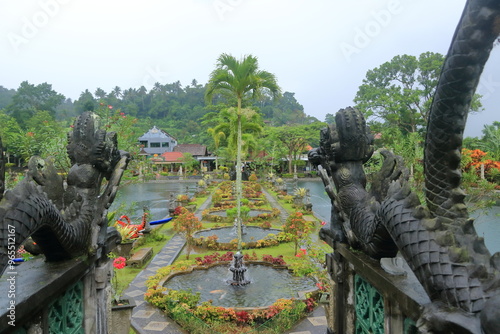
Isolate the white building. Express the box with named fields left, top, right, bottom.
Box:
left=138, top=126, right=177, bottom=155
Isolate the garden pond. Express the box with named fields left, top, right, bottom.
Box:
left=162, top=264, right=316, bottom=308
left=111, top=180, right=500, bottom=254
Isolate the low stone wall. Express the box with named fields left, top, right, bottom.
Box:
left=325, top=243, right=428, bottom=334
left=0, top=256, right=112, bottom=334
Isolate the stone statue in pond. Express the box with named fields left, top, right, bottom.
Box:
left=0, top=111, right=130, bottom=276
left=309, top=1, right=500, bottom=332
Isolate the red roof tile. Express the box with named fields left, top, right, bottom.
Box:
left=159, top=151, right=184, bottom=162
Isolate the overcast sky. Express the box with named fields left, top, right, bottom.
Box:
left=1, top=0, right=498, bottom=137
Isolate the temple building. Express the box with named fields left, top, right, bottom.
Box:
left=138, top=126, right=177, bottom=155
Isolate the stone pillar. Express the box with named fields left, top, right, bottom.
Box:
left=94, top=260, right=112, bottom=334
left=84, top=268, right=97, bottom=334
left=327, top=251, right=350, bottom=334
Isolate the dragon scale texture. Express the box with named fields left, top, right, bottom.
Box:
left=309, top=1, right=500, bottom=332
left=0, top=111, right=130, bottom=275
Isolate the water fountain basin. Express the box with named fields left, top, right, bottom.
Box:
left=160, top=262, right=317, bottom=308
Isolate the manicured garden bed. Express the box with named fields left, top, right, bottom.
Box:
left=145, top=252, right=321, bottom=334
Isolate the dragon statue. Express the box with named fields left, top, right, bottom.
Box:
left=309, top=0, right=500, bottom=333
left=0, top=111, right=130, bottom=277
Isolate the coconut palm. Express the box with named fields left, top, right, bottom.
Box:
left=205, top=53, right=281, bottom=251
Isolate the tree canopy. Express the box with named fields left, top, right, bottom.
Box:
left=354, top=52, right=483, bottom=135
left=6, top=81, right=65, bottom=128
left=269, top=122, right=325, bottom=173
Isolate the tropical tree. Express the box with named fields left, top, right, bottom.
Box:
left=111, top=86, right=122, bottom=99
left=205, top=53, right=281, bottom=251
left=274, top=126, right=309, bottom=174
left=172, top=207, right=203, bottom=260
left=255, top=128, right=287, bottom=175
left=0, top=110, right=23, bottom=165
left=94, top=87, right=106, bottom=100
left=324, top=113, right=335, bottom=125
left=282, top=211, right=312, bottom=256
left=6, top=81, right=65, bottom=128
left=374, top=127, right=424, bottom=183
left=12, top=110, right=70, bottom=171
left=477, top=122, right=500, bottom=161
left=74, top=89, right=97, bottom=113
left=207, top=127, right=226, bottom=171
left=354, top=52, right=483, bottom=135
left=206, top=107, right=263, bottom=162
left=0, top=86, right=16, bottom=110
left=180, top=153, right=200, bottom=174
left=256, top=91, right=312, bottom=126
left=271, top=122, right=325, bottom=173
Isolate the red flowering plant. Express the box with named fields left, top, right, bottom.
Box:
left=172, top=206, right=184, bottom=216
left=111, top=256, right=128, bottom=305
left=172, top=207, right=203, bottom=260
left=282, top=211, right=312, bottom=256
left=462, top=148, right=500, bottom=183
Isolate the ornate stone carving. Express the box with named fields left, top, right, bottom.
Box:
left=309, top=1, right=500, bottom=332
left=0, top=111, right=130, bottom=276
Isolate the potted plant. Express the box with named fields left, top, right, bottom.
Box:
left=176, top=194, right=190, bottom=207
left=114, top=224, right=136, bottom=258
left=110, top=256, right=136, bottom=334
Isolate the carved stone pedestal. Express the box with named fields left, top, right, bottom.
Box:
left=110, top=298, right=136, bottom=334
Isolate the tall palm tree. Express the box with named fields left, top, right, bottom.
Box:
left=205, top=53, right=281, bottom=251
left=94, top=87, right=106, bottom=100
left=111, top=86, right=122, bottom=99
left=207, top=127, right=226, bottom=171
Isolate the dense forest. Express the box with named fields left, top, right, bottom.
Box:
left=0, top=80, right=317, bottom=142
left=0, top=80, right=318, bottom=143
left=0, top=80, right=324, bottom=175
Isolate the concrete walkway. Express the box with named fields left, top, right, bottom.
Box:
left=261, top=188, right=289, bottom=223
left=124, top=189, right=328, bottom=334
left=125, top=234, right=187, bottom=334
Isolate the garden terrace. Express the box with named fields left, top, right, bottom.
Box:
left=192, top=226, right=290, bottom=251
left=145, top=252, right=320, bottom=333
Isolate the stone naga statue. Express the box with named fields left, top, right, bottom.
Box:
left=309, top=1, right=500, bottom=333
left=0, top=111, right=130, bottom=276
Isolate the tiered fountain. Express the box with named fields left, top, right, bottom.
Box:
left=227, top=251, right=250, bottom=286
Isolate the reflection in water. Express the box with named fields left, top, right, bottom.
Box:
left=112, top=180, right=500, bottom=254
left=294, top=179, right=500, bottom=255
left=296, top=180, right=331, bottom=222
left=472, top=206, right=500, bottom=254
left=286, top=180, right=331, bottom=222
left=110, top=181, right=198, bottom=221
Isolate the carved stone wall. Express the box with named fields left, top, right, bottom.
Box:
left=0, top=256, right=112, bottom=334
left=327, top=244, right=426, bottom=334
